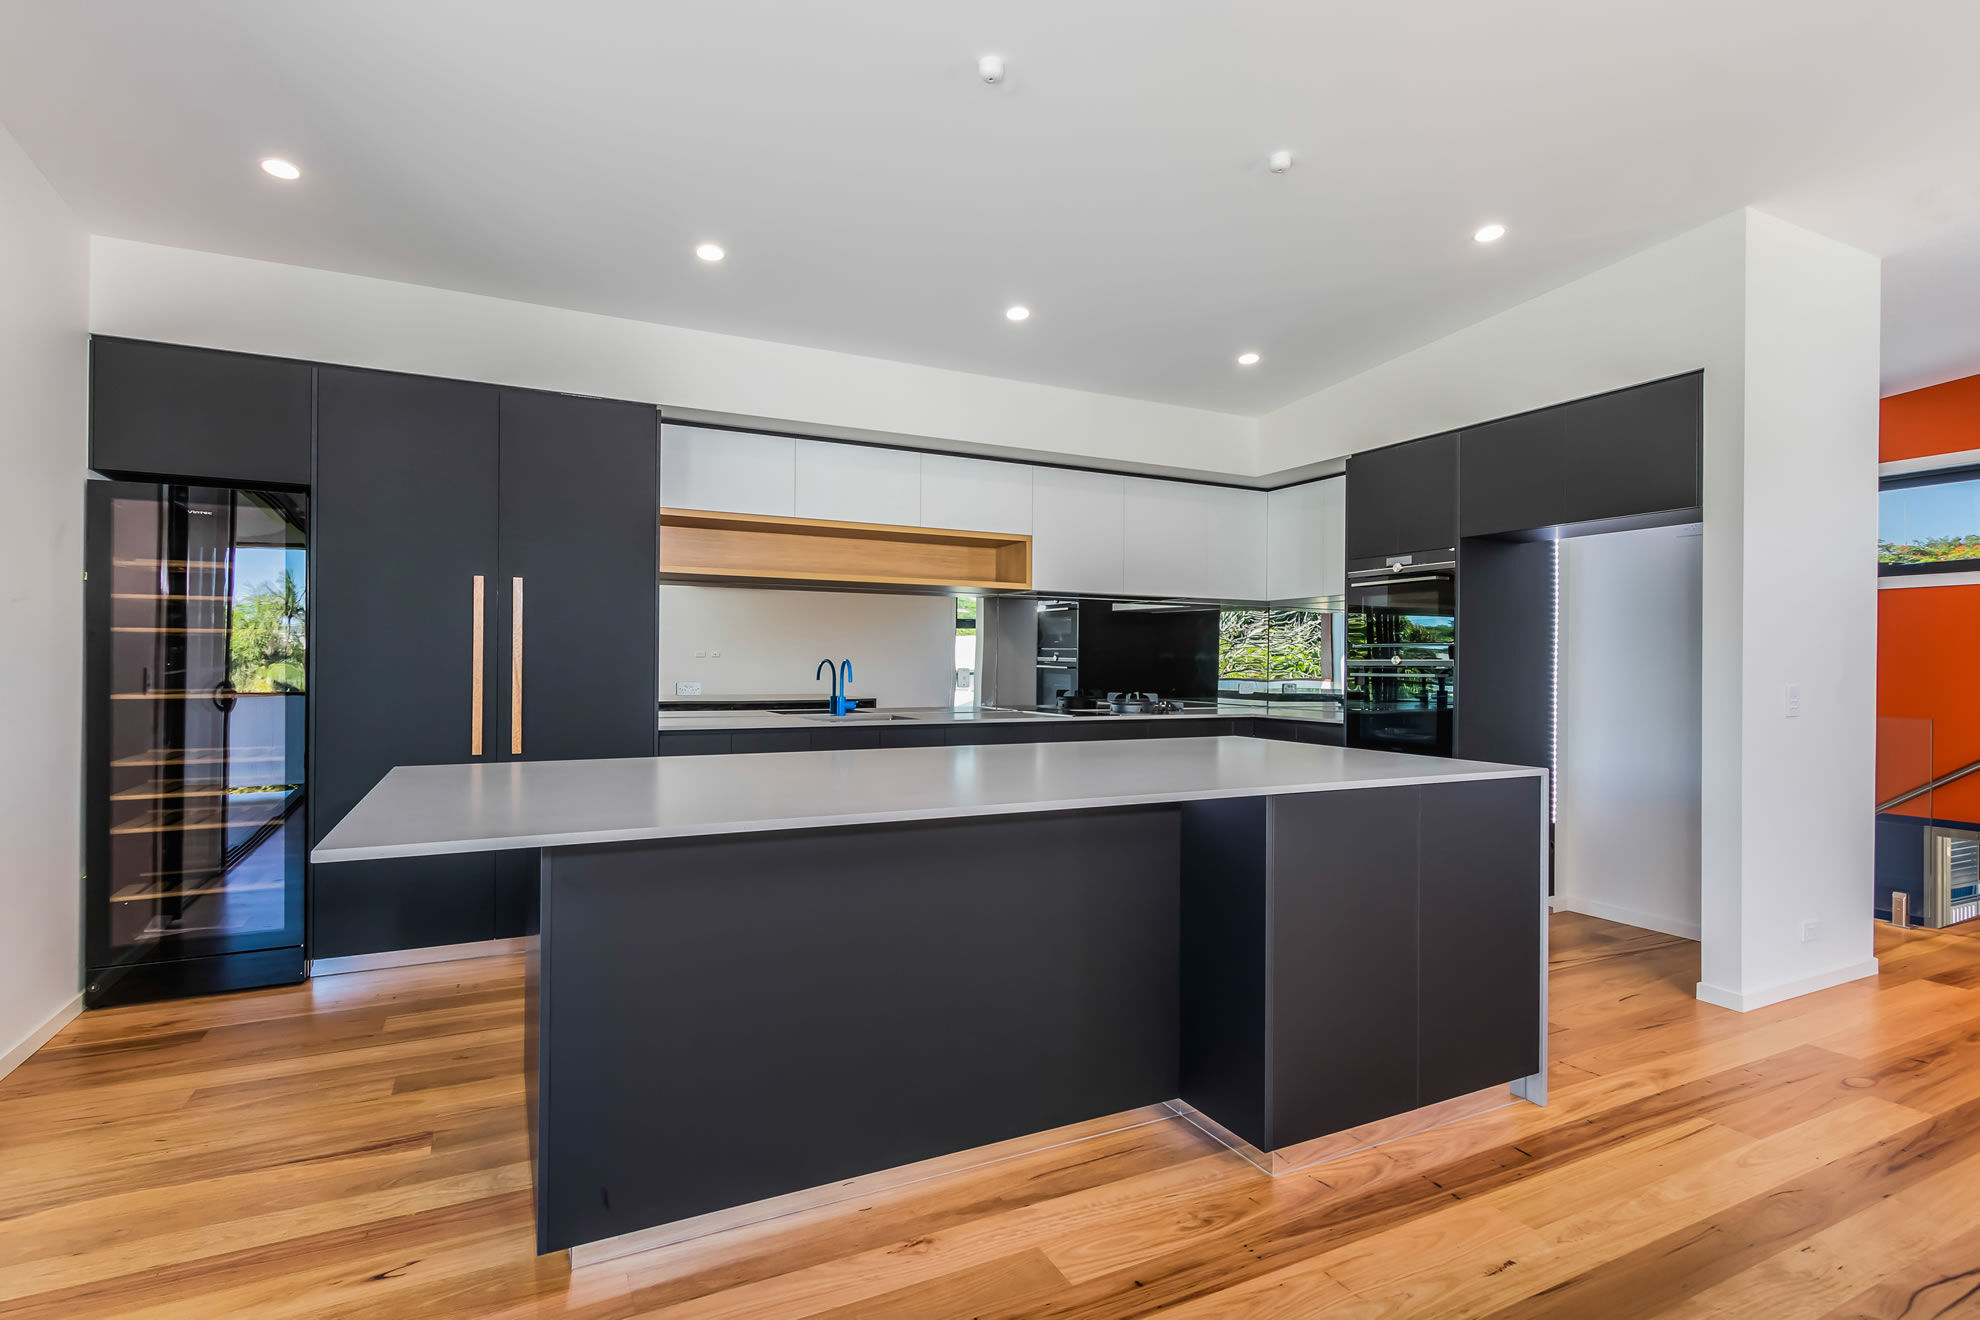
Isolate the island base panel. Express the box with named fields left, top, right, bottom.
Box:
left=533, top=808, right=1181, bottom=1253
left=1180, top=781, right=1545, bottom=1153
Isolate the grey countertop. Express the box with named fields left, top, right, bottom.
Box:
left=656, top=701, right=1344, bottom=733
left=311, top=737, right=1542, bottom=863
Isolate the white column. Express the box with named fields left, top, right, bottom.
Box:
left=1696, top=211, right=1882, bottom=1011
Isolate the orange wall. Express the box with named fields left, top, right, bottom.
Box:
left=1880, top=373, right=1980, bottom=822
left=1883, top=373, right=1980, bottom=462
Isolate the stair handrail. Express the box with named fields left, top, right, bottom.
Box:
left=1880, top=756, right=1980, bottom=813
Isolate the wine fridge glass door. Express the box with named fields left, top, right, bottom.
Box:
left=87, top=482, right=308, bottom=985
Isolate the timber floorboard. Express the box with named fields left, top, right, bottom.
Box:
left=6, top=914, right=1980, bottom=1317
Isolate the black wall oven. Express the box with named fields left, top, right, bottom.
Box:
left=1345, top=553, right=1456, bottom=756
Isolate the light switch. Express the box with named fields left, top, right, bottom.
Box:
left=1785, top=684, right=1800, bottom=719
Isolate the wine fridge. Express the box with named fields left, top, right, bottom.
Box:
left=83, top=481, right=309, bottom=1006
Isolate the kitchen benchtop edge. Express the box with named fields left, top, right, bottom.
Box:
left=312, top=738, right=1541, bottom=863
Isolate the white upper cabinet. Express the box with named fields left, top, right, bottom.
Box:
left=919, top=453, right=1032, bottom=534
left=1031, top=467, right=1125, bottom=595
left=1201, top=485, right=1270, bottom=601
left=793, top=439, right=920, bottom=526
left=1267, top=477, right=1347, bottom=602
left=659, top=424, right=795, bottom=517
left=1122, top=478, right=1208, bottom=599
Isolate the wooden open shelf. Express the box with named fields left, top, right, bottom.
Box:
left=659, top=508, right=1031, bottom=591
left=110, top=780, right=300, bottom=802
left=110, top=690, right=295, bottom=701
left=109, top=797, right=292, bottom=835
left=112, top=747, right=287, bottom=768
left=110, top=877, right=286, bottom=904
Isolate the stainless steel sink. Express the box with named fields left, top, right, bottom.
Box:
left=798, top=712, right=921, bottom=723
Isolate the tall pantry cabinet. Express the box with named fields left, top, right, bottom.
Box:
left=309, top=368, right=659, bottom=958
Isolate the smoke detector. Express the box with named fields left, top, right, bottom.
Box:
left=1267, top=150, right=1294, bottom=174
left=979, top=54, right=1006, bottom=84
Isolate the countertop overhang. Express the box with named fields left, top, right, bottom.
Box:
left=311, top=737, right=1545, bottom=863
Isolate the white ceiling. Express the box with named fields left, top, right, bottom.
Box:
left=5, top=0, right=1980, bottom=413
left=1885, top=216, right=1980, bottom=397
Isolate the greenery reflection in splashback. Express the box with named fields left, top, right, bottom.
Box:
left=1218, top=609, right=1335, bottom=683
left=230, top=567, right=306, bottom=693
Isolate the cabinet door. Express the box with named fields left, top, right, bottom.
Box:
left=1556, top=373, right=1701, bottom=526
left=1031, top=468, right=1125, bottom=595
left=1267, top=478, right=1346, bottom=601
left=498, top=390, right=658, bottom=764
left=1460, top=375, right=1702, bottom=536
left=1417, top=776, right=1543, bottom=1104
left=659, top=424, right=794, bottom=516
left=311, top=368, right=500, bottom=957
left=1122, top=478, right=1208, bottom=598
left=1202, top=486, right=1269, bottom=602
left=920, top=453, right=1032, bottom=534
left=1458, top=409, right=1564, bottom=537
left=1345, top=432, right=1458, bottom=561
left=89, top=338, right=313, bottom=486
left=793, top=439, right=920, bottom=526
left=1268, top=788, right=1421, bottom=1142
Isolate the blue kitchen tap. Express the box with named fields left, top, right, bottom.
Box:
left=816, top=657, right=856, bottom=716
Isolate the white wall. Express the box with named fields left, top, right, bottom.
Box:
left=658, top=586, right=955, bottom=709
left=89, top=238, right=1258, bottom=479
left=0, top=122, right=86, bottom=1076
left=1257, top=217, right=1749, bottom=471
left=1261, top=209, right=1881, bottom=1012
left=1556, top=526, right=1704, bottom=939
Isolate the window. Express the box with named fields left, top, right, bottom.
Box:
left=954, top=596, right=978, bottom=709
left=1881, top=470, right=1980, bottom=574
left=1217, top=608, right=1341, bottom=700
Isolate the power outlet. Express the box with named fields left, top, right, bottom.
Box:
left=675, top=681, right=703, bottom=696
left=1800, top=919, right=1822, bottom=943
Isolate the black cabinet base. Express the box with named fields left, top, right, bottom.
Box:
left=85, top=947, right=306, bottom=1009
left=529, top=778, right=1543, bottom=1254
left=533, top=809, right=1181, bottom=1253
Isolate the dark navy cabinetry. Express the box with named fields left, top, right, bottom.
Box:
left=310, top=370, right=659, bottom=958
left=1459, top=373, right=1701, bottom=537
left=1180, top=774, right=1542, bottom=1148
left=1345, top=431, right=1459, bottom=561
left=89, top=338, right=314, bottom=488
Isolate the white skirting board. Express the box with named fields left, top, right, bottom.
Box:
left=0, top=993, right=82, bottom=1083
left=309, top=936, right=535, bottom=977
left=1549, top=894, right=1700, bottom=942
left=1697, top=957, right=1881, bottom=1013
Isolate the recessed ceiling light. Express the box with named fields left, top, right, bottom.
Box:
left=1474, top=223, right=1506, bottom=244
left=1237, top=352, right=1261, bottom=366
left=259, top=158, right=300, bottom=181
left=695, top=242, right=725, bottom=262
left=1005, top=305, right=1030, bottom=322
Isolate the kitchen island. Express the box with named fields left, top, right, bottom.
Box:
left=312, top=738, right=1547, bottom=1257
